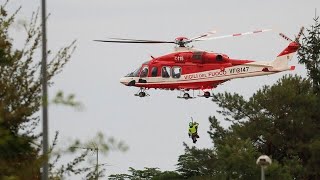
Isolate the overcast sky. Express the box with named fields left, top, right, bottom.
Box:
left=5, top=0, right=320, bottom=178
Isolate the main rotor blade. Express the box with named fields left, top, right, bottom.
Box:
left=94, top=39, right=175, bottom=44
left=109, top=37, right=174, bottom=43
left=195, top=29, right=272, bottom=41
left=188, top=29, right=217, bottom=42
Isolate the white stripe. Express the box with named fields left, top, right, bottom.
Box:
left=138, top=65, right=278, bottom=85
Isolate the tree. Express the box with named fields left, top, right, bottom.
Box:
left=0, top=2, right=128, bottom=179
left=176, top=16, right=320, bottom=178
left=210, top=75, right=320, bottom=179
left=109, top=167, right=183, bottom=180
left=50, top=132, right=128, bottom=179
left=298, top=15, right=320, bottom=94
left=176, top=143, right=216, bottom=178
left=0, top=1, right=75, bottom=178
left=176, top=75, right=317, bottom=179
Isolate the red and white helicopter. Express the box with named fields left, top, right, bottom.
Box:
left=95, top=27, right=303, bottom=99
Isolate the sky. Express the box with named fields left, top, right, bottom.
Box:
left=4, top=0, right=320, bottom=178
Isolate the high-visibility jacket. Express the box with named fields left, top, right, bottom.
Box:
left=189, top=123, right=198, bottom=135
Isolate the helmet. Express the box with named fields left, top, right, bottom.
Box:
left=189, top=122, right=193, bottom=127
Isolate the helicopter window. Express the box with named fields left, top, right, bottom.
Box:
left=172, top=67, right=181, bottom=79
left=140, top=66, right=149, bottom=77
left=125, top=68, right=140, bottom=77
left=162, top=66, right=171, bottom=78
left=151, top=67, right=158, bottom=77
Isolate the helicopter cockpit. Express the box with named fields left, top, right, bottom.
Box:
left=125, top=68, right=140, bottom=77
left=125, top=61, right=150, bottom=77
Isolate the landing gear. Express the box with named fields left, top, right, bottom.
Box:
left=177, top=90, right=195, bottom=99
left=197, top=90, right=213, bottom=98
left=138, top=92, right=146, bottom=97
left=183, top=93, right=190, bottom=99
left=204, top=91, right=211, bottom=98
left=134, top=88, right=149, bottom=97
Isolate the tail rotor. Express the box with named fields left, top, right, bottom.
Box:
left=279, top=26, right=304, bottom=43
left=295, top=26, right=305, bottom=42
left=279, top=33, right=294, bottom=42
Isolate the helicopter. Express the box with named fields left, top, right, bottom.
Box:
left=95, top=27, right=303, bottom=99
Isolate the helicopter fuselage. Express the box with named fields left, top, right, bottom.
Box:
left=120, top=42, right=298, bottom=91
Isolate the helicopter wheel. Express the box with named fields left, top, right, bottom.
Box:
left=183, top=93, right=190, bottom=99
left=204, top=91, right=211, bottom=98
left=139, top=91, right=146, bottom=97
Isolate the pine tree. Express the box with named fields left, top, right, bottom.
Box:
left=298, top=15, right=320, bottom=94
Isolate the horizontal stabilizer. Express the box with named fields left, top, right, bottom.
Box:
left=246, top=62, right=273, bottom=67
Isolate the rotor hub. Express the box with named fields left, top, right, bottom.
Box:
left=175, top=37, right=189, bottom=47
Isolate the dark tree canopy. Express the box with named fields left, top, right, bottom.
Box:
left=109, top=167, right=183, bottom=180
left=298, top=16, right=320, bottom=93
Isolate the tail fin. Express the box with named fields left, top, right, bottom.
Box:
left=271, top=27, right=303, bottom=70
left=271, top=41, right=300, bottom=70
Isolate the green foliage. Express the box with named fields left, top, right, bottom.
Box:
left=0, top=1, right=74, bottom=178
left=173, top=17, right=320, bottom=179
left=176, top=143, right=216, bottom=178
left=52, top=91, right=84, bottom=110
left=174, top=74, right=320, bottom=179
left=298, top=15, right=320, bottom=93
left=0, top=1, right=128, bottom=179
left=209, top=75, right=320, bottom=179
left=50, top=132, right=128, bottom=179
left=152, top=171, right=183, bottom=180
left=109, top=167, right=183, bottom=180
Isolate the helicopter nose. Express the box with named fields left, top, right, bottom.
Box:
left=120, top=77, right=129, bottom=85
left=120, top=77, right=136, bottom=86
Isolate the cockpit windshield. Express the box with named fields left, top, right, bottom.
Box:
left=125, top=67, right=141, bottom=77
left=125, top=61, right=150, bottom=77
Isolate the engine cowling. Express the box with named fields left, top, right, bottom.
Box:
left=202, top=53, right=229, bottom=63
